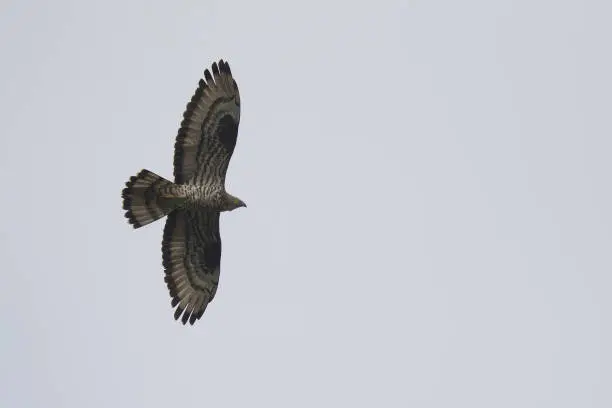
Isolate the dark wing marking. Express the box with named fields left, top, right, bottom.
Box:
left=162, top=209, right=222, bottom=325
left=173, top=59, right=241, bottom=186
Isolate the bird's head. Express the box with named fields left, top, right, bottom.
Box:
left=225, top=194, right=247, bottom=211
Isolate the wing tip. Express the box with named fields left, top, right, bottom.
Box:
left=171, top=300, right=205, bottom=326
left=218, top=59, right=232, bottom=75
left=204, top=68, right=213, bottom=83
left=189, top=313, right=198, bottom=325
left=206, top=59, right=233, bottom=82
left=173, top=306, right=184, bottom=321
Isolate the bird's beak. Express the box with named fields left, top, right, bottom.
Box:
left=241, top=202, right=247, bottom=208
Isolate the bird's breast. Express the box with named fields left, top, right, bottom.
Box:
left=184, top=186, right=224, bottom=210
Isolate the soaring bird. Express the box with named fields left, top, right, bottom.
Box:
left=122, top=59, right=245, bottom=325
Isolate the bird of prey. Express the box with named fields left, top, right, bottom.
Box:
left=122, top=59, right=245, bottom=325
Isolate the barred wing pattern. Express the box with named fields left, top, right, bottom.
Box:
left=163, top=209, right=222, bottom=325
left=162, top=60, right=242, bottom=324
left=174, top=60, right=241, bottom=186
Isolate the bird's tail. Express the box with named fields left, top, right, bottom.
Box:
left=122, top=169, right=186, bottom=229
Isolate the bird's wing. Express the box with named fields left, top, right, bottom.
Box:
left=173, top=59, right=241, bottom=186
left=162, top=208, right=222, bottom=325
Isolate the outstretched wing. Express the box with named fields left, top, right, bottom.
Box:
left=162, top=209, right=222, bottom=325
left=173, top=59, right=241, bottom=186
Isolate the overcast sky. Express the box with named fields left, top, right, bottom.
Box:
left=1, top=0, right=610, bottom=407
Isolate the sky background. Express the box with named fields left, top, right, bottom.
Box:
left=1, top=0, right=610, bottom=406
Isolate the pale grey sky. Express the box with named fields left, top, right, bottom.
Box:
left=1, top=0, right=610, bottom=407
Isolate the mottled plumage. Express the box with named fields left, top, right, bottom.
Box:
left=122, top=59, right=245, bottom=325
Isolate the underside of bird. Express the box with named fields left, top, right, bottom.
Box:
left=121, top=59, right=243, bottom=325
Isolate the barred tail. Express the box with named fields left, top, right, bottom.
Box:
left=122, top=170, right=183, bottom=229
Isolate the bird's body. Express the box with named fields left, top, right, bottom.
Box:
left=122, top=59, right=245, bottom=325
left=168, top=184, right=238, bottom=211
